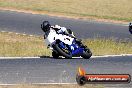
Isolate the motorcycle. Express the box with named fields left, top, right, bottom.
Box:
left=44, top=27, right=92, bottom=59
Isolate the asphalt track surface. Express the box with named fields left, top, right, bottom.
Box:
left=0, top=10, right=132, bottom=40
left=0, top=56, right=132, bottom=88
left=0, top=10, right=132, bottom=88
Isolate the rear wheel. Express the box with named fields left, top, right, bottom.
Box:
left=81, top=48, right=92, bottom=59
left=52, top=51, right=59, bottom=58
left=53, top=43, right=72, bottom=58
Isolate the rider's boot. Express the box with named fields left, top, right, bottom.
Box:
left=47, top=44, right=53, bottom=49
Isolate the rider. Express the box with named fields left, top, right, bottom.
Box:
left=129, top=22, right=132, bottom=34
left=41, top=21, right=81, bottom=43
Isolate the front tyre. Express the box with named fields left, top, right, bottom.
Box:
left=52, top=51, right=59, bottom=58
left=81, top=48, right=92, bottom=59
left=53, top=44, right=72, bottom=59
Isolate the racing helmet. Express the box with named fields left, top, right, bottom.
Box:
left=41, top=21, right=51, bottom=32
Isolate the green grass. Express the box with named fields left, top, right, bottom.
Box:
left=83, top=39, right=132, bottom=55
left=0, top=0, right=132, bottom=21
left=0, top=32, right=132, bottom=57
left=0, top=32, right=51, bottom=57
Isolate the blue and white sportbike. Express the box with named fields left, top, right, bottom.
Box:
left=44, top=27, right=92, bottom=59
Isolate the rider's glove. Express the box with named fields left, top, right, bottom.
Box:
left=75, top=38, right=82, bottom=42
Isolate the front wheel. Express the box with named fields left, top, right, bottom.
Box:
left=53, top=43, right=72, bottom=59
left=81, top=48, right=92, bottom=59
left=52, top=51, right=59, bottom=58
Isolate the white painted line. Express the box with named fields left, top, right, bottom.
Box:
left=0, top=83, right=77, bottom=86
left=0, top=54, right=131, bottom=59
left=0, top=84, right=16, bottom=86
left=22, top=34, right=26, bottom=36
left=1, top=31, right=36, bottom=37
left=15, top=33, right=20, bottom=35
left=33, top=83, right=77, bottom=85
left=29, top=35, right=33, bottom=37
left=123, top=25, right=129, bottom=26
left=1, top=31, right=6, bottom=32
left=91, top=54, right=132, bottom=58
left=8, top=32, right=13, bottom=34
left=0, top=57, right=40, bottom=59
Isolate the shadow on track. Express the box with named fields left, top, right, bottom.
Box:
left=39, top=55, right=82, bottom=59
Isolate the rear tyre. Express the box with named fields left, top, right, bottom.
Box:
left=52, top=51, right=59, bottom=58
left=81, top=48, right=92, bottom=59
left=54, top=43, right=72, bottom=59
